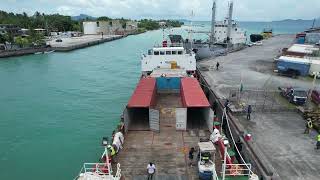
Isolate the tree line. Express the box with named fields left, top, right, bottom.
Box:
left=138, top=19, right=184, bottom=31
left=0, top=10, right=81, bottom=32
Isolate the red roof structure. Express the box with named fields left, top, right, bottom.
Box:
left=127, top=78, right=157, bottom=108
left=181, top=77, right=210, bottom=107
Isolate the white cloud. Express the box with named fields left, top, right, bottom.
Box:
left=0, top=0, right=319, bottom=21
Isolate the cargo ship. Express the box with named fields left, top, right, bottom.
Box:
left=75, top=37, right=257, bottom=180
left=184, top=0, right=247, bottom=60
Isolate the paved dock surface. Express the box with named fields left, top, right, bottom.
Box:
left=199, top=35, right=320, bottom=180
left=198, top=35, right=319, bottom=98
left=237, top=112, right=320, bottom=180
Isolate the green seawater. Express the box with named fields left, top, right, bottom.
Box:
left=0, top=22, right=311, bottom=180
left=0, top=30, right=168, bottom=180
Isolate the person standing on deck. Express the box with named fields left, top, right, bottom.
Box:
left=247, top=105, right=252, bottom=120
left=147, top=162, right=156, bottom=180
left=316, top=134, right=320, bottom=150
left=216, top=62, right=220, bottom=70
left=304, top=119, right=313, bottom=134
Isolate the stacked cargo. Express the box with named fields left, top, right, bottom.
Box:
left=303, top=109, right=320, bottom=133
left=277, top=44, right=320, bottom=77
left=277, top=56, right=310, bottom=76
left=296, top=33, right=306, bottom=44
left=305, top=33, right=320, bottom=44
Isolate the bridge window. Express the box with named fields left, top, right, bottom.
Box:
left=166, top=51, right=172, bottom=55
left=154, top=51, right=159, bottom=55
left=178, top=51, right=183, bottom=55
left=160, top=51, right=165, bottom=55
left=172, top=51, right=177, bottom=55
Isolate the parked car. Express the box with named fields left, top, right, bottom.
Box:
left=253, top=41, right=263, bottom=46
left=279, top=87, right=308, bottom=105
left=311, top=90, right=320, bottom=105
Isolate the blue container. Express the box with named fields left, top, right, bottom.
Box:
left=156, top=77, right=180, bottom=91
left=277, top=60, right=310, bottom=76
left=296, top=37, right=305, bottom=44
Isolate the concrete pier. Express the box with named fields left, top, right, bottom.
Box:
left=48, top=35, right=124, bottom=52
left=198, top=35, right=320, bottom=180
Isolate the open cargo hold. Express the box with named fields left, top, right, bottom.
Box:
left=277, top=56, right=310, bottom=76
left=125, top=77, right=214, bottom=132
left=125, top=78, right=158, bottom=131
left=179, top=77, right=214, bottom=131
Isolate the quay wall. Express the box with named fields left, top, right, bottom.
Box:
left=53, top=35, right=125, bottom=52
left=197, top=67, right=280, bottom=180
left=0, top=47, right=53, bottom=58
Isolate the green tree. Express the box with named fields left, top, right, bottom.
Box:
left=97, top=16, right=111, bottom=21
left=15, top=36, right=29, bottom=48
left=138, top=19, right=160, bottom=30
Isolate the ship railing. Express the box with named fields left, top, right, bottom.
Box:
left=221, top=163, right=252, bottom=176
left=82, top=163, right=113, bottom=175
left=153, top=42, right=184, bottom=48
left=115, top=163, right=121, bottom=178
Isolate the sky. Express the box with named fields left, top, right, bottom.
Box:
left=1, top=0, right=320, bottom=21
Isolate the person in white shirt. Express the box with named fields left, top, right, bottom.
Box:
left=147, top=162, right=156, bottom=180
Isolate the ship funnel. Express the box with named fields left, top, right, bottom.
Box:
left=210, top=0, right=217, bottom=44
left=226, top=1, right=233, bottom=45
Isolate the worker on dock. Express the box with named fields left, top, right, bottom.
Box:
left=147, top=162, right=156, bottom=180
left=247, top=105, right=252, bottom=120
left=316, top=134, right=320, bottom=150
left=304, top=118, right=313, bottom=134
left=216, top=62, right=220, bottom=70
left=188, top=147, right=195, bottom=167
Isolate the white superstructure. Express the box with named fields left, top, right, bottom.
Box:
left=214, top=20, right=247, bottom=45
left=141, top=46, right=196, bottom=73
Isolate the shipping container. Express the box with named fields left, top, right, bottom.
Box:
left=296, top=37, right=305, bottom=44
left=277, top=56, right=310, bottom=76
left=305, top=33, right=320, bottom=44
left=309, top=60, right=320, bottom=76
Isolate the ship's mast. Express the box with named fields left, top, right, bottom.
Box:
left=210, top=0, right=217, bottom=45
left=226, top=1, right=233, bottom=46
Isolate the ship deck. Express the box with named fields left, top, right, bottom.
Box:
left=115, top=94, right=220, bottom=180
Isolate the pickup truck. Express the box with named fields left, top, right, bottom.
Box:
left=279, top=87, right=308, bottom=105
